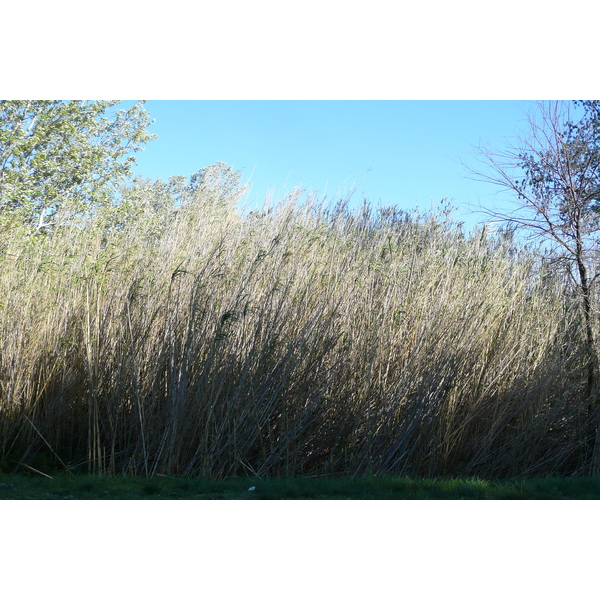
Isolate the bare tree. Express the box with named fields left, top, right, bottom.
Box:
left=468, top=100, right=600, bottom=472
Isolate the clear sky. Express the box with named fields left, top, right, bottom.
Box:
left=128, top=100, right=535, bottom=230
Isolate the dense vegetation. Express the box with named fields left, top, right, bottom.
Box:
left=0, top=162, right=595, bottom=479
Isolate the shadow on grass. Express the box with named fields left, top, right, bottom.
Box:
left=1, top=473, right=600, bottom=499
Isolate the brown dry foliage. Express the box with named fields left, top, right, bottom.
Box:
left=0, top=174, right=593, bottom=478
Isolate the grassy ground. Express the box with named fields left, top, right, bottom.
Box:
left=1, top=474, right=600, bottom=499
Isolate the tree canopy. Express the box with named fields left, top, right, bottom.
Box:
left=0, top=100, right=155, bottom=228
left=471, top=101, right=600, bottom=257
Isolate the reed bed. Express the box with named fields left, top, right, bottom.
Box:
left=0, top=173, right=593, bottom=478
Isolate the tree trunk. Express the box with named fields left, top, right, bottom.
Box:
left=575, top=250, right=600, bottom=474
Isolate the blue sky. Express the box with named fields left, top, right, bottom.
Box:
left=128, top=100, right=535, bottom=230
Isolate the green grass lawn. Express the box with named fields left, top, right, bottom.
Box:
left=1, top=473, right=600, bottom=499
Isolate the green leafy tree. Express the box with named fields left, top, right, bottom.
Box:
left=0, top=100, right=156, bottom=228
left=470, top=100, right=600, bottom=472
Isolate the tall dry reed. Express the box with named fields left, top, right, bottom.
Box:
left=0, top=169, right=593, bottom=477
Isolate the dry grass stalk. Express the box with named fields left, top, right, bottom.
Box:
left=0, top=178, right=594, bottom=477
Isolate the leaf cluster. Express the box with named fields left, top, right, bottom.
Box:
left=0, top=100, right=155, bottom=227
left=515, top=101, right=600, bottom=236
